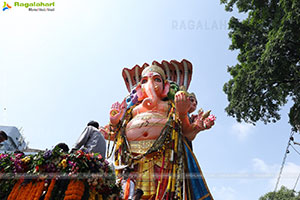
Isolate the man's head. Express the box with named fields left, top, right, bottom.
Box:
left=54, top=143, right=69, bottom=153
left=87, top=121, right=99, bottom=129
left=122, top=167, right=133, bottom=180
left=0, top=130, right=8, bottom=143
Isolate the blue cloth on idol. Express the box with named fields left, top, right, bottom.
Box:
left=184, top=141, right=213, bottom=200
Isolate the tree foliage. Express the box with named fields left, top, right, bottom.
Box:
left=259, top=186, right=300, bottom=200
left=221, top=0, right=300, bottom=130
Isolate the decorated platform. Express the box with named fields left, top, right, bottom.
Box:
left=0, top=146, right=120, bottom=200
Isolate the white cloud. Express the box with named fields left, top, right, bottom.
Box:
left=252, top=158, right=300, bottom=191
left=231, top=123, right=254, bottom=140
left=252, top=158, right=277, bottom=173
left=271, top=162, right=300, bottom=191
left=212, top=186, right=238, bottom=200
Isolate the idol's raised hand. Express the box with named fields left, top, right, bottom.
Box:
left=175, top=91, right=191, bottom=117
left=110, top=99, right=127, bottom=125
left=193, top=113, right=216, bottom=131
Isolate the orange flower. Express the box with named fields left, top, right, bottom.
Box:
left=7, top=179, right=23, bottom=200
left=63, top=180, right=85, bottom=200
left=44, top=178, right=56, bottom=200
left=33, top=180, right=45, bottom=200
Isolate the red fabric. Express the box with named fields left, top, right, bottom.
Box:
left=124, top=178, right=130, bottom=200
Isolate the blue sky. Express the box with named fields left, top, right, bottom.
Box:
left=1, top=0, right=300, bottom=199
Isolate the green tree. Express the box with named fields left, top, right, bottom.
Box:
left=221, top=0, right=300, bottom=130
left=259, top=186, right=299, bottom=200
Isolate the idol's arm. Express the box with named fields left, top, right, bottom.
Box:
left=175, top=92, right=214, bottom=141
left=179, top=114, right=214, bottom=140
left=100, top=125, right=116, bottom=141
left=110, top=99, right=127, bottom=126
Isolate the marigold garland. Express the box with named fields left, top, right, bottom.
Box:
left=88, top=189, right=104, bottom=200
left=88, top=189, right=97, bottom=200
left=64, top=180, right=85, bottom=200
left=20, top=181, right=33, bottom=200
left=7, top=178, right=23, bottom=200
left=33, top=180, right=45, bottom=200
left=14, top=183, right=25, bottom=200
left=44, top=178, right=56, bottom=200
left=7, top=179, right=46, bottom=200
left=27, top=181, right=39, bottom=200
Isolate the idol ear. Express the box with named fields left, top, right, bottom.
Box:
left=162, top=81, right=170, bottom=98
left=135, top=84, right=145, bottom=101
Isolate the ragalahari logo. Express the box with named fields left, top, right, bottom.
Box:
left=3, top=2, right=11, bottom=11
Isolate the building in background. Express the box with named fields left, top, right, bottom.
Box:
left=0, top=125, right=27, bottom=152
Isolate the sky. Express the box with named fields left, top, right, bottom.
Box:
left=1, top=0, right=300, bottom=199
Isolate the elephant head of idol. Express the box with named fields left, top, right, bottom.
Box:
left=136, top=65, right=170, bottom=110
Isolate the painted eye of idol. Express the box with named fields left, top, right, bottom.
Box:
left=141, top=78, right=148, bottom=84
left=154, top=77, right=162, bottom=82
left=141, top=72, right=163, bottom=87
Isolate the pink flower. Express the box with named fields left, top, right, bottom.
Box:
left=208, top=114, right=216, bottom=121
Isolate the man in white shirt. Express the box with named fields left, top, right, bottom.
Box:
left=73, top=121, right=106, bottom=157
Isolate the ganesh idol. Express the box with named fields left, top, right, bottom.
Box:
left=101, top=60, right=215, bottom=200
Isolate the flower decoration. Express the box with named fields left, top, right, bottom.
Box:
left=208, top=114, right=216, bottom=122
left=59, top=159, right=67, bottom=169
left=0, top=150, right=120, bottom=199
